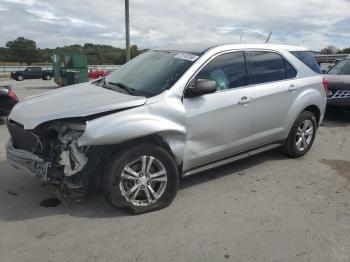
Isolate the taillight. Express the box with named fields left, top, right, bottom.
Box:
left=8, top=90, right=17, bottom=100
left=323, top=78, right=329, bottom=94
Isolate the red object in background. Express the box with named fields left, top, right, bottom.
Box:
left=88, top=69, right=109, bottom=79
left=8, top=89, right=18, bottom=100
left=322, top=77, right=329, bottom=93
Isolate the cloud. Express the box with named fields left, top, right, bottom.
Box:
left=0, top=0, right=349, bottom=50
left=2, top=0, right=37, bottom=5
left=26, top=9, right=61, bottom=21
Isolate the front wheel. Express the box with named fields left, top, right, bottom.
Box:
left=283, top=111, right=317, bottom=158
left=102, top=144, right=179, bottom=214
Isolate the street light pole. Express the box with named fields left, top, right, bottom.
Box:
left=125, top=0, right=130, bottom=62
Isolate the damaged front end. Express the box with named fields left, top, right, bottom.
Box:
left=6, top=120, right=90, bottom=201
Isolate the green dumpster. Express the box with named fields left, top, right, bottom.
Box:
left=52, top=52, right=89, bottom=87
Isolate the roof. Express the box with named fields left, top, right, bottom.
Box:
left=152, top=43, right=309, bottom=54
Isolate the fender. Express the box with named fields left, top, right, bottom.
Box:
left=78, top=95, right=187, bottom=165
left=283, top=81, right=326, bottom=137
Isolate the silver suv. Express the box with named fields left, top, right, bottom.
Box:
left=6, top=44, right=327, bottom=213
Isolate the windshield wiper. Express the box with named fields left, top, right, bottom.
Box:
left=107, top=81, right=136, bottom=95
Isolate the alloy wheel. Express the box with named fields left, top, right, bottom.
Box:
left=295, top=119, right=314, bottom=151
left=119, top=155, right=168, bottom=206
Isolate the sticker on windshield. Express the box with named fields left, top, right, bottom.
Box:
left=175, top=53, right=199, bottom=61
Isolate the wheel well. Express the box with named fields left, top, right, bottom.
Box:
left=104, top=134, right=180, bottom=167
left=303, top=105, right=321, bottom=124
left=83, top=134, right=182, bottom=187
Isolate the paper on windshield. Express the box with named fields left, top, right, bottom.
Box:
left=175, top=53, right=199, bottom=62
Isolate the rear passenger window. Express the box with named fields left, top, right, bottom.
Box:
left=249, top=51, right=297, bottom=85
left=197, top=52, right=247, bottom=91
left=249, top=51, right=286, bottom=85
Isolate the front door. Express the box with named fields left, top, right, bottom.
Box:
left=182, top=51, right=254, bottom=171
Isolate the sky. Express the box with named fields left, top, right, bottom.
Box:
left=0, top=0, right=349, bottom=51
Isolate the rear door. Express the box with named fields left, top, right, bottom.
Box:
left=248, top=50, right=298, bottom=146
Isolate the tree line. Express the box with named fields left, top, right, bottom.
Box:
left=0, top=37, right=144, bottom=65
left=1, top=37, right=349, bottom=66
left=319, top=45, right=350, bottom=55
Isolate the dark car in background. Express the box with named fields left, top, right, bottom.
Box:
left=325, top=56, right=350, bottom=108
left=11, top=67, right=53, bottom=81
left=0, top=85, right=18, bottom=117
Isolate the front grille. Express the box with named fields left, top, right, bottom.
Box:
left=330, top=90, right=350, bottom=99
left=7, top=120, right=41, bottom=154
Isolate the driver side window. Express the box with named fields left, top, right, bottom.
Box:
left=197, top=51, right=247, bottom=91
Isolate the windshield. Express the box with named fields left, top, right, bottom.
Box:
left=327, top=59, right=350, bottom=75
left=105, top=50, right=198, bottom=97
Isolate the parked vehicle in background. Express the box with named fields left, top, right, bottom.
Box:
left=325, top=56, right=350, bottom=109
left=88, top=69, right=109, bottom=79
left=10, top=67, right=53, bottom=81
left=6, top=44, right=326, bottom=214
left=0, top=85, right=18, bottom=117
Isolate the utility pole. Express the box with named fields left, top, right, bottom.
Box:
left=125, top=0, right=130, bottom=62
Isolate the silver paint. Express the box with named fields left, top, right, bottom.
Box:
left=9, top=82, right=146, bottom=129
left=7, top=44, right=327, bottom=176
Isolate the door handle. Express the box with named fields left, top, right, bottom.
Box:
left=238, top=96, right=252, bottom=105
left=288, top=84, right=297, bottom=92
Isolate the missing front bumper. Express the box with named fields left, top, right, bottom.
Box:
left=6, top=140, right=49, bottom=180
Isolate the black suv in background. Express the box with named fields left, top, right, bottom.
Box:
left=325, top=56, right=350, bottom=109
left=11, top=67, right=53, bottom=81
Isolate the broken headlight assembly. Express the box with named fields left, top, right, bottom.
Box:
left=43, top=122, right=89, bottom=198
left=53, top=122, right=88, bottom=177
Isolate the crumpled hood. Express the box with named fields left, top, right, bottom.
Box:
left=325, top=74, right=350, bottom=90
left=9, top=82, right=146, bottom=129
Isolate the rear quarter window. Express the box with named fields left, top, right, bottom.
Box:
left=291, top=51, right=321, bottom=74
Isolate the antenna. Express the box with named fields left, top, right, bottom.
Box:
left=240, top=32, right=245, bottom=43
left=265, top=32, right=272, bottom=43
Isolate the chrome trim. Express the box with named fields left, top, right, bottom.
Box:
left=183, top=143, right=281, bottom=177
left=329, top=90, right=350, bottom=99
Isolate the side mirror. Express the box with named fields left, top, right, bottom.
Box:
left=187, top=79, right=217, bottom=97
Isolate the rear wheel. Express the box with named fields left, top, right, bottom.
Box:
left=283, top=111, right=317, bottom=158
left=102, top=144, right=179, bottom=214
left=44, top=75, right=52, bottom=80
left=16, top=75, right=24, bottom=81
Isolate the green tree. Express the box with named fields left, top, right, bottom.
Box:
left=320, top=45, right=340, bottom=54
left=5, top=37, right=38, bottom=65
left=338, top=47, right=350, bottom=54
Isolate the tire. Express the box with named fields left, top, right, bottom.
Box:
left=102, top=143, right=179, bottom=214
left=44, top=75, right=52, bottom=80
left=283, top=111, right=317, bottom=158
left=16, top=75, right=24, bottom=81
